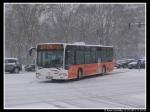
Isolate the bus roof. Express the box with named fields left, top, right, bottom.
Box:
left=37, top=43, right=113, bottom=48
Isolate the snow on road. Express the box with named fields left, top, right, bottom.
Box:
left=4, top=68, right=146, bottom=109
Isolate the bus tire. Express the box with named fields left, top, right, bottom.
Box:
left=102, top=66, right=106, bottom=75
left=77, top=69, right=83, bottom=80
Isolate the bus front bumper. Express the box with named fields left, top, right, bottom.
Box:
left=36, top=72, right=68, bottom=80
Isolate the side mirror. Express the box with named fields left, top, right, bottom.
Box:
left=28, top=47, right=36, bottom=56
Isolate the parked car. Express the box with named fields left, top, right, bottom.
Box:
left=116, top=59, right=136, bottom=68
left=24, top=64, right=35, bottom=72
left=128, top=59, right=145, bottom=69
left=115, top=60, right=126, bottom=68
left=5, top=58, right=22, bottom=73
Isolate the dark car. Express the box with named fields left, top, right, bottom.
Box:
left=24, top=64, right=35, bottom=72
left=128, top=59, right=145, bottom=69
left=116, top=59, right=136, bottom=68
left=5, top=58, right=22, bottom=73
left=115, top=60, right=126, bottom=68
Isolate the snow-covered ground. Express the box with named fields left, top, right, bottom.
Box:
left=4, top=68, right=146, bottom=109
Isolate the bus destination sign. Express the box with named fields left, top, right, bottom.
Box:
left=38, top=44, right=63, bottom=50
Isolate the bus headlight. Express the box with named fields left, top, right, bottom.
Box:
left=59, top=73, right=67, bottom=76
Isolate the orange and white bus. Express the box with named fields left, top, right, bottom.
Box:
left=35, top=42, right=115, bottom=80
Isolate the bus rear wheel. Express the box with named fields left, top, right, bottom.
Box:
left=102, top=66, right=106, bottom=75
left=77, top=69, right=83, bottom=80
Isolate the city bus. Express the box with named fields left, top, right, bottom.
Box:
left=35, top=43, right=115, bottom=80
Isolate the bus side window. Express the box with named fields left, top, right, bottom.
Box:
left=65, top=50, right=75, bottom=68
left=101, top=48, right=106, bottom=62
left=76, top=50, right=84, bottom=64
left=85, top=51, right=91, bottom=64
left=106, top=48, right=109, bottom=61
left=91, top=47, right=96, bottom=63
left=96, top=48, right=101, bottom=63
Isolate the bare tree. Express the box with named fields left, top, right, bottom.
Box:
left=5, top=4, right=145, bottom=63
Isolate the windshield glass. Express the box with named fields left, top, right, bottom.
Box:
left=37, top=50, right=63, bottom=68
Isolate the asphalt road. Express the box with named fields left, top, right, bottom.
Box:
left=4, top=68, right=146, bottom=109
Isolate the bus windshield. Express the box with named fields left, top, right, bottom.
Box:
left=37, top=50, right=63, bottom=68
